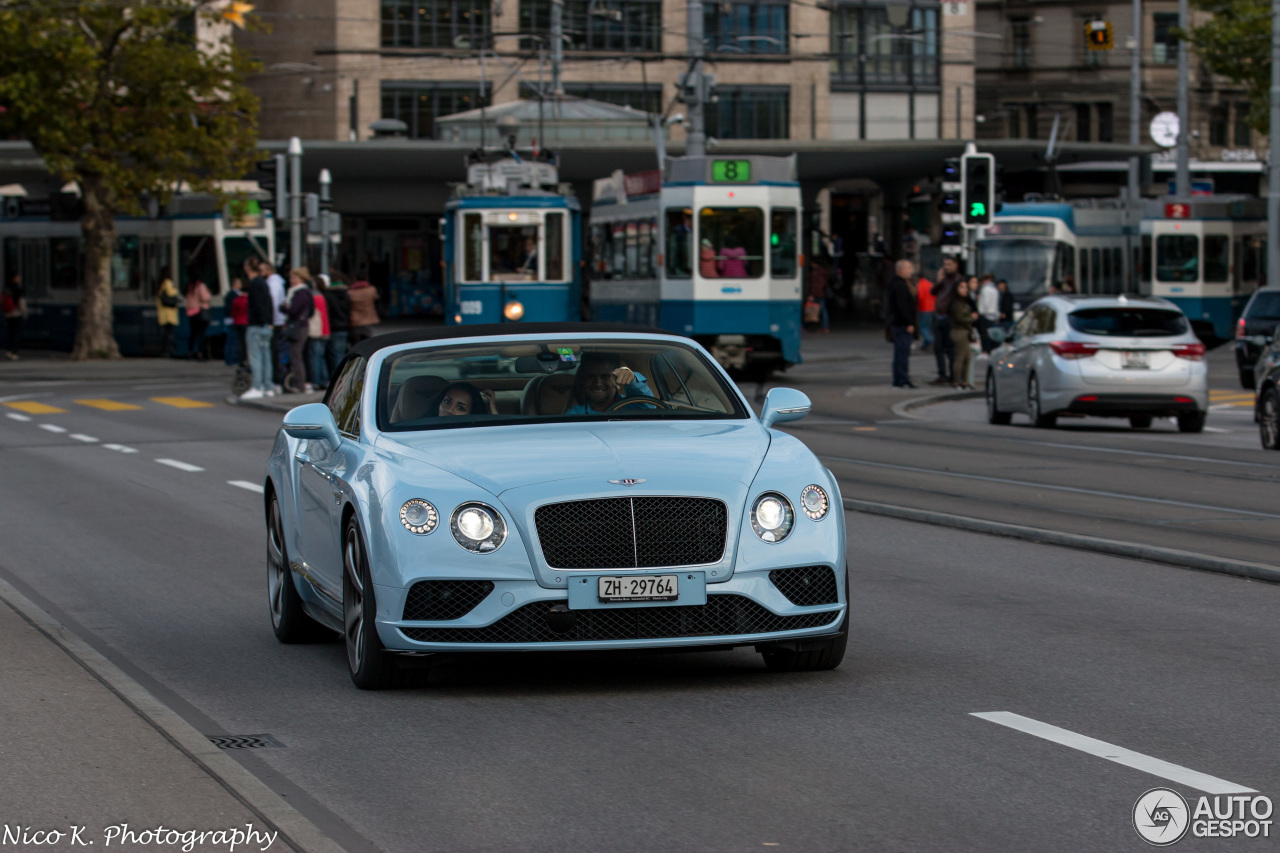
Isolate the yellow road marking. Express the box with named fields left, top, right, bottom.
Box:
left=1210, top=391, right=1254, bottom=398
left=852, top=426, right=878, bottom=432
left=75, top=398, right=144, bottom=411
left=149, top=396, right=215, bottom=409
left=3, top=401, right=67, bottom=414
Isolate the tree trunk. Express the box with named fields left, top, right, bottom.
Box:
left=72, top=175, right=120, bottom=360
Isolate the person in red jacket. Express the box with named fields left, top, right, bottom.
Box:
left=226, top=276, right=250, bottom=367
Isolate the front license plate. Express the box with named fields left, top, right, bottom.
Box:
left=598, top=575, right=679, bottom=602
left=1122, top=350, right=1150, bottom=369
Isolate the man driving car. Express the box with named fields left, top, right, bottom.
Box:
left=563, top=351, right=656, bottom=415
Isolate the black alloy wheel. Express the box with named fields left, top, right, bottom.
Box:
left=1027, top=375, right=1056, bottom=429
left=343, top=518, right=399, bottom=689
left=986, top=373, right=1012, bottom=425
left=268, top=496, right=328, bottom=642
left=1261, top=388, right=1280, bottom=450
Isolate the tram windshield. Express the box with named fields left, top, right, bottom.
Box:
left=1156, top=234, right=1198, bottom=282
left=489, top=224, right=539, bottom=281
left=699, top=207, right=764, bottom=279
left=976, top=239, right=1072, bottom=298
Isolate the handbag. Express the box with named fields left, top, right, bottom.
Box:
left=803, top=299, right=821, bottom=324
left=160, top=291, right=178, bottom=309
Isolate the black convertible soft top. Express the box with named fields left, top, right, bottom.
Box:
left=348, top=322, right=675, bottom=360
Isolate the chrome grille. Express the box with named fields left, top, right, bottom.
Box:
left=535, top=497, right=727, bottom=569
left=399, top=595, right=840, bottom=644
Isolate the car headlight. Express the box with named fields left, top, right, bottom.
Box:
left=450, top=502, right=507, bottom=553
left=400, top=499, right=439, bottom=535
left=751, top=493, right=794, bottom=543
left=800, top=485, right=829, bottom=520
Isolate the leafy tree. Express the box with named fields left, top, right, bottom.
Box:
left=0, top=1, right=260, bottom=359
left=1187, top=0, right=1272, bottom=133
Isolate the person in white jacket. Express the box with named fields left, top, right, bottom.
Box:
left=977, top=274, right=1001, bottom=353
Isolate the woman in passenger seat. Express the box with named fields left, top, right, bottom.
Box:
left=434, top=382, right=496, bottom=417
left=564, top=352, right=655, bottom=415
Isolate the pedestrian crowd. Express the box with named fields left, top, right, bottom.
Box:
left=885, top=256, right=1016, bottom=390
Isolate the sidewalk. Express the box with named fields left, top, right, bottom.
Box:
left=0, top=579, right=344, bottom=852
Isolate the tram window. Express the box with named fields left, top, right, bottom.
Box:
left=1091, top=248, right=1101, bottom=292
left=112, top=236, right=140, bottom=291
left=625, top=221, right=639, bottom=277
left=1055, top=243, right=1074, bottom=289
left=698, top=207, right=764, bottom=279
left=50, top=237, right=81, bottom=291
left=223, top=237, right=261, bottom=293
left=463, top=213, right=482, bottom=281
left=1203, top=234, right=1229, bottom=283
left=637, top=220, right=652, bottom=278
left=1112, top=247, right=1123, bottom=293
left=771, top=208, right=797, bottom=278
left=178, top=235, right=219, bottom=295
left=1141, top=235, right=1152, bottom=284
left=1101, top=247, right=1112, bottom=294
left=1243, top=236, right=1263, bottom=289
left=489, top=224, right=538, bottom=281
left=1078, top=249, right=1089, bottom=293
left=665, top=208, right=693, bottom=278
left=1156, top=235, right=1199, bottom=282
left=545, top=213, right=565, bottom=281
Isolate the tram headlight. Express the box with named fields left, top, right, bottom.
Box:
left=503, top=300, right=525, bottom=321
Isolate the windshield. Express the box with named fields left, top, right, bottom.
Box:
left=379, top=341, right=748, bottom=431
left=976, top=239, right=1061, bottom=297
left=1067, top=308, right=1189, bottom=337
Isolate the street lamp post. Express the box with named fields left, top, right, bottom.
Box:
left=1175, top=0, right=1191, bottom=198
left=288, top=136, right=302, bottom=269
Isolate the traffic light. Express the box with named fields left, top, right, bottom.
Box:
left=940, top=223, right=963, bottom=247
left=256, top=154, right=286, bottom=222
left=1085, top=20, right=1113, bottom=51
left=939, top=157, right=962, bottom=220
left=961, top=152, right=995, bottom=227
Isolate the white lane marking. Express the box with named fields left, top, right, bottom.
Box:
left=824, top=455, right=1280, bottom=520
left=1003, top=437, right=1277, bottom=469
left=0, top=394, right=41, bottom=403
left=69, top=434, right=99, bottom=443
left=228, top=480, right=265, bottom=494
left=39, top=424, right=67, bottom=434
left=6, top=412, right=32, bottom=422
left=155, top=458, right=204, bottom=473
left=1202, top=426, right=1231, bottom=434
left=102, top=444, right=139, bottom=454
left=972, top=712, right=1256, bottom=795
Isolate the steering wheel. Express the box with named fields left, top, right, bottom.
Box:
left=605, top=396, right=675, bottom=412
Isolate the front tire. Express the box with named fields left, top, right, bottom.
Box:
left=268, top=496, right=329, bottom=643
left=986, top=373, right=1012, bottom=425
left=761, top=610, right=848, bottom=672
left=1177, top=411, right=1207, bottom=434
left=1027, top=375, right=1057, bottom=429
left=1261, top=388, right=1280, bottom=449
left=343, top=518, right=400, bottom=690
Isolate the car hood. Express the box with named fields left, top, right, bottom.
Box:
left=376, top=420, right=769, bottom=496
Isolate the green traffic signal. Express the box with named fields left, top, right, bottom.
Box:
left=970, top=202, right=986, bottom=217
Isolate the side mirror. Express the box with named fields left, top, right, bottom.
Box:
left=760, top=388, right=811, bottom=429
left=988, top=327, right=1007, bottom=345
left=283, top=403, right=341, bottom=449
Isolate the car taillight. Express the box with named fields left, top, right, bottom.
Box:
left=1172, top=342, right=1206, bottom=361
left=1049, top=341, right=1099, bottom=359
left=1237, top=317, right=1247, bottom=339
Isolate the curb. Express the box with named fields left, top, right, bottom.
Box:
left=0, top=577, right=349, bottom=853
left=890, top=389, right=983, bottom=419
left=842, top=497, right=1280, bottom=585
left=225, top=394, right=323, bottom=414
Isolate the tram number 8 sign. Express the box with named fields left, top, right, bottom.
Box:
left=712, top=160, right=752, bottom=183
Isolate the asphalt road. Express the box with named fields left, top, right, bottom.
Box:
left=1, top=362, right=1277, bottom=852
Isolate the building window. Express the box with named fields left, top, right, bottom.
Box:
left=830, top=3, right=940, bottom=88
left=519, top=0, right=661, bottom=53
left=706, top=0, right=788, bottom=54
left=1010, top=17, right=1031, bottom=68
left=1076, top=104, right=1091, bottom=141
left=1025, top=104, right=1037, bottom=139
left=1006, top=105, right=1021, bottom=139
left=1235, top=101, right=1253, bottom=147
left=1210, top=104, right=1229, bottom=146
left=519, top=82, right=661, bottom=113
left=1097, top=102, right=1113, bottom=142
left=381, top=0, right=490, bottom=48
left=1152, top=12, right=1179, bottom=65
left=382, top=82, right=489, bottom=139
left=707, top=86, right=789, bottom=139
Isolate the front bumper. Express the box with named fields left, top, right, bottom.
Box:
left=374, top=567, right=845, bottom=653
left=1064, top=393, right=1202, bottom=417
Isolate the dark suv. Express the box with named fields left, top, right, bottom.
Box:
left=1235, top=288, right=1280, bottom=388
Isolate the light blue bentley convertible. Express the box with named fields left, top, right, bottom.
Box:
left=265, top=324, right=847, bottom=688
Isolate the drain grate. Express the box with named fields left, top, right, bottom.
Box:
left=208, top=734, right=284, bottom=750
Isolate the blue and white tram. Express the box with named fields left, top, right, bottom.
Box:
left=976, top=200, right=1139, bottom=310
left=0, top=194, right=274, bottom=355
left=589, top=156, right=803, bottom=377
left=1143, top=198, right=1266, bottom=343
left=443, top=155, right=582, bottom=325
